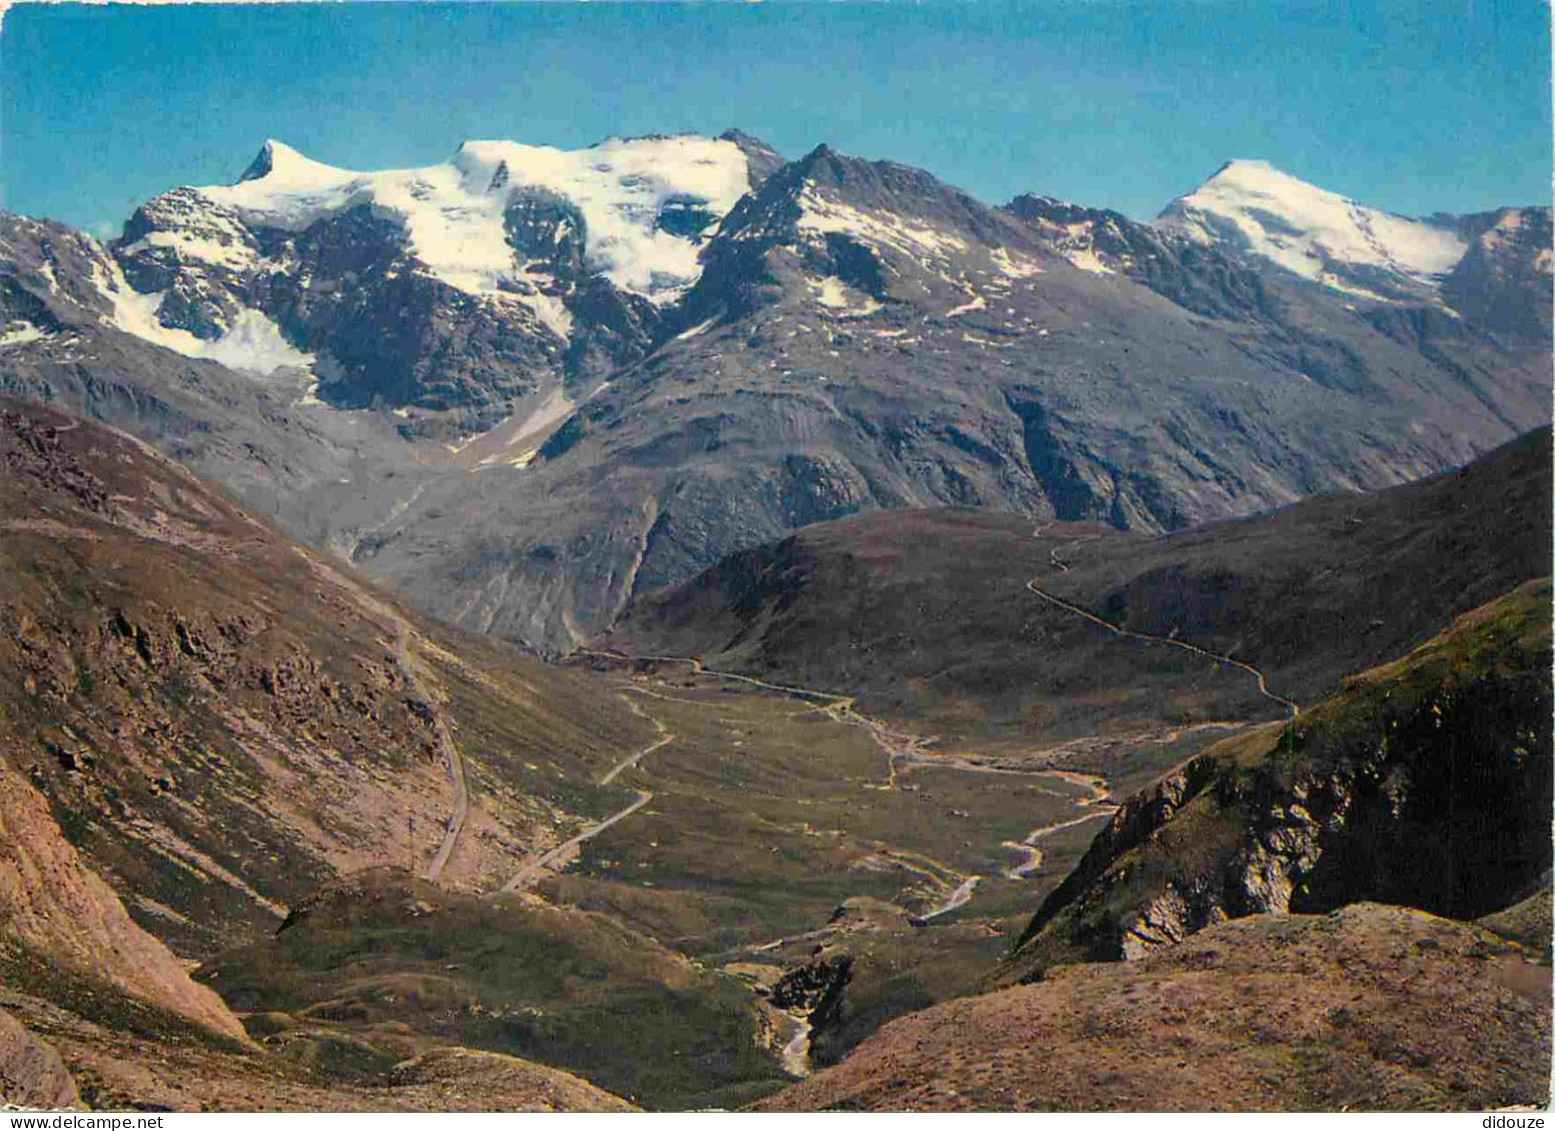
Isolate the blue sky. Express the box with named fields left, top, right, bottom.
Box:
left=2, top=1, right=1549, bottom=235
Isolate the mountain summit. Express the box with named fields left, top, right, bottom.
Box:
left=106, top=132, right=774, bottom=422
left=1157, top=159, right=1471, bottom=301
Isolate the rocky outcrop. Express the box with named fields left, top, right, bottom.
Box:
left=0, top=398, right=653, bottom=958
left=772, top=952, right=854, bottom=1015
left=0, top=762, right=249, bottom=1044
left=757, top=905, right=1553, bottom=1112
left=1441, top=207, right=1553, bottom=342
left=1004, top=193, right=1278, bottom=321
left=1007, top=580, right=1554, bottom=978
left=0, top=1010, right=79, bottom=1109
left=771, top=951, right=855, bottom=1051
left=386, top=1048, right=638, bottom=1112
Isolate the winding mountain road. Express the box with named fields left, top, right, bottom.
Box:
left=1002, top=810, right=1116, bottom=879
left=1024, top=529, right=1299, bottom=718
left=498, top=789, right=655, bottom=895
left=578, top=647, right=929, bottom=789
left=365, top=618, right=478, bottom=886
left=288, top=545, right=473, bottom=884
left=603, top=692, right=676, bottom=784
left=573, top=531, right=1297, bottom=932
left=496, top=692, right=674, bottom=895
left=911, top=875, right=982, bottom=923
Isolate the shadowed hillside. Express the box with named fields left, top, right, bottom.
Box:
left=608, top=429, right=1552, bottom=746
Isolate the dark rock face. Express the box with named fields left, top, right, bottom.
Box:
left=719, top=129, right=788, bottom=187
left=1009, top=580, right=1554, bottom=975
left=1441, top=207, right=1553, bottom=342
left=105, top=134, right=781, bottom=429
left=772, top=950, right=856, bottom=1070
left=772, top=953, right=854, bottom=1016
left=1004, top=193, right=1279, bottom=321
left=115, top=196, right=565, bottom=427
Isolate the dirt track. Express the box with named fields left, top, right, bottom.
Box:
left=1025, top=527, right=1299, bottom=718
left=495, top=691, right=673, bottom=895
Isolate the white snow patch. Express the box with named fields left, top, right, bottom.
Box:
left=120, top=229, right=256, bottom=272
left=0, top=322, right=48, bottom=347
left=1159, top=159, right=1466, bottom=287
left=961, top=332, right=1012, bottom=348
left=990, top=247, right=1044, bottom=279
left=675, top=316, right=720, bottom=342
left=92, top=255, right=314, bottom=375
left=810, top=275, right=850, bottom=308
left=1313, top=272, right=1395, bottom=303
left=199, top=308, right=316, bottom=373
left=797, top=189, right=968, bottom=260
left=807, top=275, right=883, bottom=317
left=945, top=293, right=986, bottom=318
left=499, top=281, right=573, bottom=340
left=1062, top=246, right=1113, bottom=275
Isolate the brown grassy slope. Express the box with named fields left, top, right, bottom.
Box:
left=196, top=868, right=792, bottom=1111
left=607, top=428, right=1551, bottom=746
left=0, top=398, right=761, bottom=1109
left=0, top=397, right=652, bottom=954
left=1008, top=578, right=1552, bottom=977
left=755, top=904, right=1550, bottom=1112
left=0, top=759, right=247, bottom=1045
left=0, top=985, right=634, bottom=1112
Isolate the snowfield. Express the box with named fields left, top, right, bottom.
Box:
left=93, top=253, right=315, bottom=375
left=1158, top=159, right=1467, bottom=288
left=197, top=136, right=752, bottom=301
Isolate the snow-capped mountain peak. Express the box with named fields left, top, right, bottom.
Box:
left=98, top=133, right=771, bottom=418
left=195, top=134, right=752, bottom=301
left=1157, top=158, right=1468, bottom=300
left=236, top=138, right=349, bottom=187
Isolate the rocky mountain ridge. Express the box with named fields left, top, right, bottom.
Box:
left=0, top=397, right=656, bottom=949
left=109, top=133, right=780, bottom=429
left=1154, top=158, right=1548, bottom=312
left=1007, top=579, right=1552, bottom=978
left=1, top=134, right=1548, bottom=653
